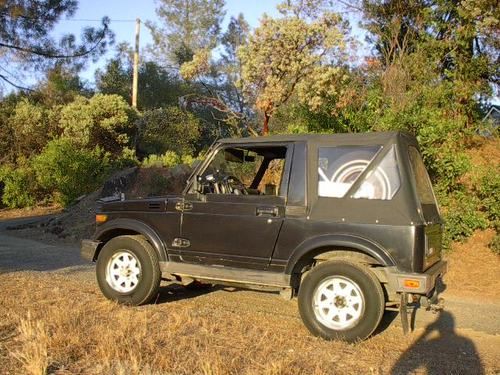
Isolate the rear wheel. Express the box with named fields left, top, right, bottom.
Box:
left=298, top=260, right=384, bottom=343
left=96, top=235, right=161, bottom=305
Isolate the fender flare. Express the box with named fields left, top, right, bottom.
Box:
left=93, top=218, right=168, bottom=261
left=285, top=233, right=395, bottom=274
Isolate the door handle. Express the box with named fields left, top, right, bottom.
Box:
left=256, top=206, right=279, bottom=217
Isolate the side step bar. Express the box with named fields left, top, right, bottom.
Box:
left=159, top=261, right=291, bottom=288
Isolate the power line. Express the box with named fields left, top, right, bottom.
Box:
left=61, top=18, right=136, bottom=23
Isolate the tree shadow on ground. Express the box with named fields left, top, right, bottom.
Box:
left=391, top=310, right=484, bottom=374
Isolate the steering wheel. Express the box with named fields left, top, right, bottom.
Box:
left=223, top=175, right=248, bottom=195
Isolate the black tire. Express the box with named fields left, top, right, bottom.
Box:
left=298, top=260, right=385, bottom=343
left=96, top=235, right=161, bottom=305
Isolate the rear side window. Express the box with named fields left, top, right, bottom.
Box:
left=318, top=146, right=379, bottom=198
left=408, top=147, right=436, bottom=205
left=318, top=145, right=401, bottom=200
left=353, top=145, right=400, bottom=200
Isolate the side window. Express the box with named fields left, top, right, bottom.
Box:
left=199, top=146, right=287, bottom=196
left=318, top=145, right=400, bottom=200
left=353, top=145, right=400, bottom=200
left=318, top=146, right=380, bottom=198
left=408, top=147, right=436, bottom=205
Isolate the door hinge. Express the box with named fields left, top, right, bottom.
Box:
left=175, top=201, right=193, bottom=211
left=172, top=238, right=191, bottom=248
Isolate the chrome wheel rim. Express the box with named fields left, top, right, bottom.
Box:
left=105, top=250, right=141, bottom=293
left=312, top=276, right=365, bottom=330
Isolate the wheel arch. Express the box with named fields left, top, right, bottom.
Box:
left=92, top=218, right=168, bottom=262
left=286, top=234, right=395, bottom=284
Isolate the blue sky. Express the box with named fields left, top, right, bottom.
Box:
left=53, top=0, right=284, bottom=83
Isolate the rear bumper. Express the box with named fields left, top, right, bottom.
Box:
left=386, top=260, right=447, bottom=295
left=81, top=239, right=100, bottom=262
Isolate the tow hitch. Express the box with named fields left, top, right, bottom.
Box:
left=399, top=288, right=445, bottom=334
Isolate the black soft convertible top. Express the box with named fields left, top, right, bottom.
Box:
left=219, top=131, right=418, bottom=148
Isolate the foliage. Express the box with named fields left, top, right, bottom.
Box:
left=438, top=190, right=489, bottom=248
left=95, top=58, right=131, bottom=101
left=95, top=56, right=188, bottom=110
left=58, top=94, right=137, bottom=155
left=32, top=138, right=111, bottom=206
left=147, top=0, right=226, bottom=66
left=490, top=234, right=500, bottom=256
left=0, top=163, right=38, bottom=208
left=0, top=0, right=113, bottom=90
left=6, top=99, right=55, bottom=161
left=142, top=151, right=181, bottom=169
left=177, top=13, right=255, bottom=138
left=180, top=49, right=212, bottom=81
left=238, top=0, right=349, bottom=133
left=136, top=107, right=200, bottom=156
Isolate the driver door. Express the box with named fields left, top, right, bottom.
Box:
left=171, top=144, right=290, bottom=270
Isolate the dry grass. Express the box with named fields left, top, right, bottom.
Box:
left=1, top=271, right=499, bottom=375
left=0, top=206, right=61, bottom=221
left=445, top=229, right=500, bottom=303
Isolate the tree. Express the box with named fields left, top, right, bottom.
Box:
left=359, top=0, right=499, bottom=122
left=238, top=0, right=349, bottom=134
left=96, top=51, right=189, bottom=110
left=146, top=0, right=226, bottom=66
left=179, top=14, right=256, bottom=137
left=0, top=0, right=113, bottom=90
left=136, top=107, right=200, bottom=156
left=58, top=94, right=137, bottom=155
left=95, top=58, right=131, bottom=101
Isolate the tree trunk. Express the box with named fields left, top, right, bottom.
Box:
left=263, top=112, right=270, bottom=135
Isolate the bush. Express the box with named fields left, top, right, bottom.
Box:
left=137, top=107, right=200, bottom=157
left=58, top=94, right=137, bottom=156
left=0, top=164, right=39, bottom=208
left=33, top=138, right=112, bottom=206
left=8, top=99, right=55, bottom=160
left=142, top=151, right=181, bottom=169
left=440, top=190, right=489, bottom=248
left=489, top=233, right=500, bottom=255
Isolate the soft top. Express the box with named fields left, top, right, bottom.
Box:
left=218, top=131, right=416, bottom=146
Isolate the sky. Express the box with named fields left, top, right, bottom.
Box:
left=53, top=0, right=285, bottom=84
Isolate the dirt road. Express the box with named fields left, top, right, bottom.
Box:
left=1, top=216, right=499, bottom=374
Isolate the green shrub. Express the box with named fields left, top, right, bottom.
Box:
left=440, top=190, right=489, bottom=249
left=142, top=151, right=181, bottom=169
left=0, top=164, right=38, bottom=208
left=136, top=107, right=200, bottom=156
left=475, top=172, right=500, bottom=224
left=58, top=94, right=137, bottom=156
left=180, top=154, right=197, bottom=166
left=33, top=138, right=112, bottom=206
left=113, top=147, right=140, bottom=170
left=489, top=233, right=500, bottom=255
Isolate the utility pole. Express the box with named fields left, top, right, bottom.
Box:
left=132, top=18, right=140, bottom=108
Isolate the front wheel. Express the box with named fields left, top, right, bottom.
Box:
left=298, top=260, right=384, bottom=343
left=96, top=235, right=161, bottom=305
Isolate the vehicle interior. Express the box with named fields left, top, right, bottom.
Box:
left=197, top=146, right=287, bottom=196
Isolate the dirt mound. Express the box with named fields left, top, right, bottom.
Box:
left=18, top=165, right=192, bottom=242
left=43, top=189, right=102, bottom=241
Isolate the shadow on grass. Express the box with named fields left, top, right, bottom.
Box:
left=390, top=310, right=484, bottom=374
left=154, top=283, right=222, bottom=304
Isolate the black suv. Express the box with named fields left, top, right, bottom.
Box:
left=81, top=132, right=447, bottom=342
